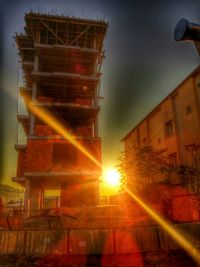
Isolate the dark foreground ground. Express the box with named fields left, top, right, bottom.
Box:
left=0, top=251, right=199, bottom=267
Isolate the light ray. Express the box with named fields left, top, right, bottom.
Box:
left=25, top=97, right=200, bottom=264
left=124, top=186, right=200, bottom=265
left=26, top=99, right=101, bottom=168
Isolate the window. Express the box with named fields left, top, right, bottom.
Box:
left=165, top=120, right=173, bottom=137
left=186, top=105, right=192, bottom=115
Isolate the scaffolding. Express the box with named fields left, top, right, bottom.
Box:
left=13, top=12, right=108, bottom=215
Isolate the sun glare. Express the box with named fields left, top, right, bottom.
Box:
left=104, top=168, right=121, bottom=187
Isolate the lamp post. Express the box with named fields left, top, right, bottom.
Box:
left=174, top=18, right=200, bottom=55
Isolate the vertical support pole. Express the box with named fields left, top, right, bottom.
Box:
left=93, top=37, right=96, bottom=49
left=93, top=54, right=98, bottom=77
left=29, top=186, right=42, bottom=215
left=35, top=28, right=41, bottom=44
left=32, top=54, right=39, bottom=100
left=40, top=188, right=45, bottom=209
left=29, top=114, right=35, bottom=136
left=32, top=82, right=37, bottom=102
left=33, top=54, right=39, bottom=72
left=94, top=117, right=99, bottom=138
left=24, top=179, right=30, bottom=216
left=29, top=53, right=39, bottom=135
left=94, top=85, right=98, bottom=137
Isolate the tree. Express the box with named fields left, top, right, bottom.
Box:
left=118, top=143, right=200, bottom=196
left=179, top=143, right=200, bottom=194
left=117, top=145, right=173, bottom=193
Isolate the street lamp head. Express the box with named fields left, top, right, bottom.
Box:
left=174, top=18, right=200, bottom=42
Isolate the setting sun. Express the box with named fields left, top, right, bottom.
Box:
left=104, top=168, right=121, bottom=187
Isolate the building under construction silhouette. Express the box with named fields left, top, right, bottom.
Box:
left=13, top=12, right=107, bottom=215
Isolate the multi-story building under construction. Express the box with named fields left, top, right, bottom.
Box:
left=13, top=12, right=108, bottom=214
left=1, top=12, right=200, bottom=267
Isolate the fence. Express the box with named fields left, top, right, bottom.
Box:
left=0, top=223, right=200, bottom=256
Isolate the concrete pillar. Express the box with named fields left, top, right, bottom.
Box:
left=34, top=54, right=39, bottom=72
left=29, top=186, right=42, bottom=215
left=93, top=54, right=98, bottom=77
left=94, top=116, right=99, bottom=138
left=94, top=86, right=98, bottom=137
left=32, top=53, right=39, bottom=100
left=35, top=30, right=41, bottom=44
left=39, top=188, right=45, bottom=209
left=32, top=82, right=37, bottom=100
left=24, top=179, right=30, bottom=215
left=93, top=37, right=96, bottom=49
left=29, top=53, right=39, bottom=135
left=29, top=114, right=35, bottom=136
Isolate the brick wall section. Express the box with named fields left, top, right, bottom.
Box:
left=61, top=182, right=99, bottom=206
left=25, top=140, right=53, bottom=172
left=25, top=139, right=101, bottom=172
left=78, top=139, right=102, bottom=172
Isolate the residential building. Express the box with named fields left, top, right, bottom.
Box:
left=122, top=66, right=200, bottom=222
left=123, top=66, right=200, bottom=184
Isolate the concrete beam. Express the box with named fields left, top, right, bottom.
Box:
left=34, top=42, right=99, bottom=54
left=14, top=144, right=27, bottom=151
left=31, top=71, right=99, bottom=81
left=24, top=170, right=101, bottom=177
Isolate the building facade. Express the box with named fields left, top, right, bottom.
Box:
left=122, top=67, right=200, bottom=222
left=13, top=12, right=108, bottom=215
left=123, top=66, right=200, bottom=184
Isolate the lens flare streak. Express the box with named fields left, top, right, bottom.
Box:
left=124, top=186, right=200, bottom=265
left=26, top=97, right=200, bottom=264
left=27, top=100, right=101, bottom=168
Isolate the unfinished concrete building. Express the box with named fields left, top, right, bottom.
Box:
left=13, top=12, right=108, bottom=214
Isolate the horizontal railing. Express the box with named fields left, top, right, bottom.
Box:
left=0, top=222, right=200, bottom=256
